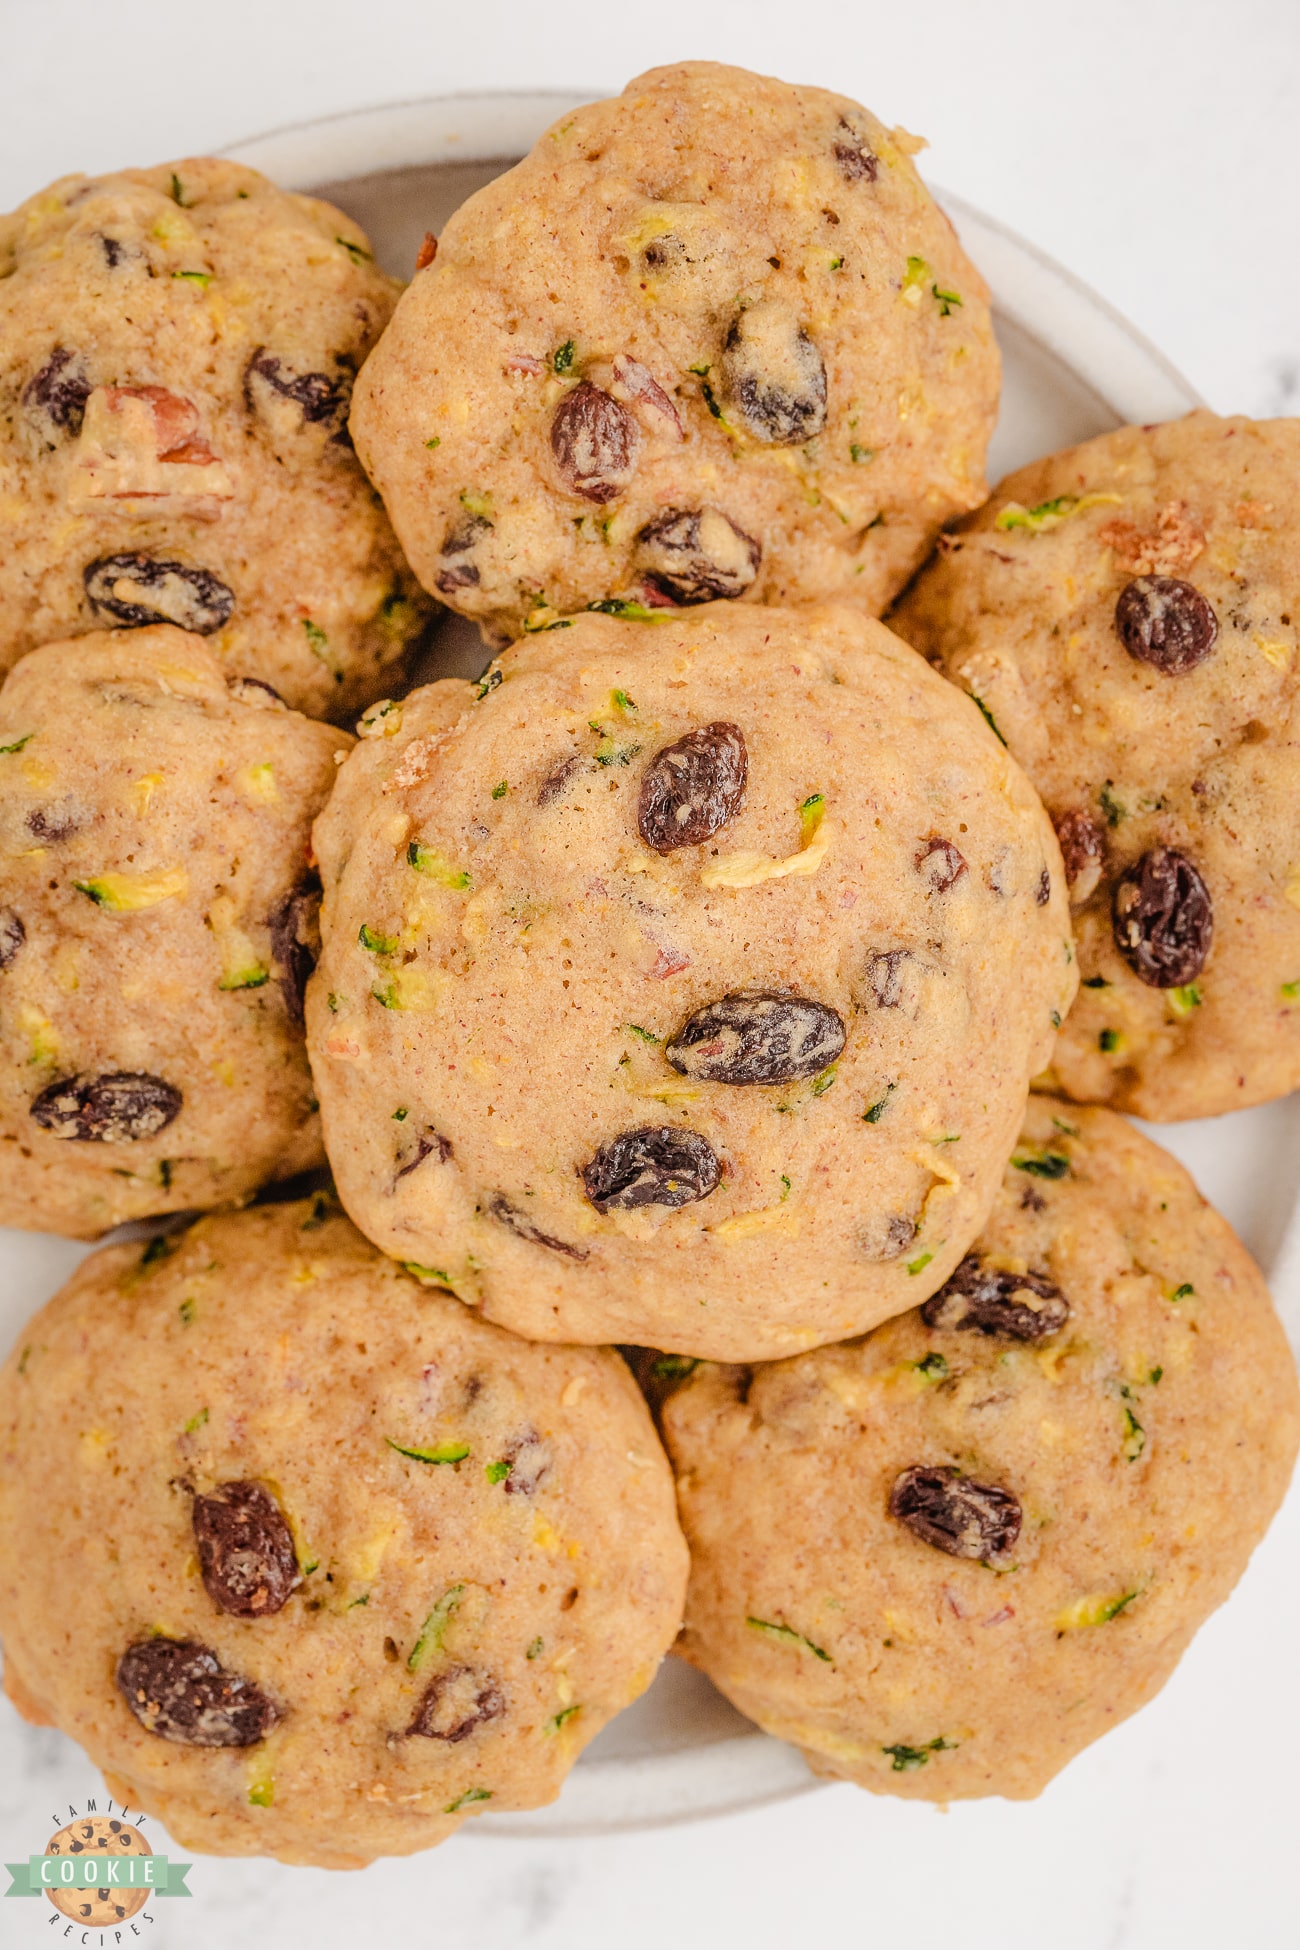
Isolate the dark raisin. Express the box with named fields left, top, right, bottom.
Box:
left=245, top=349, right=351, bottom=429
left=1035, top=868, right=1051, bottom=907
left=116, top=1638, right=277, bottom=1746
left=30, top=1072, right=182, bottom=1143
left=498, top=1425, right=553, bottom=1496
left=99, top=235, right=128, bottom=268
left=617, top=1345, right=700, bottom=1416
left=1114, top=576, right=1219, bottom=674
left=636, top=507, right=760, bottom=604
left=395, top=1129, right=453, bottom=1183
left=268, top=879, right=320, bottom=1025
left=550, top=381, right=640, bottom=502
left=84, top=555, right=234, bottom=635
left=25, top=804, right=80, bottom=843
left=488, top=1193, right=589, bottom=1261
left=666, top=991, right=845, bottom=1085
left=24, top=347, right=92, bottom=438
left=192, top=1480, right=300, bottom=1618
left=1112, top=846, right=1212, bottom=987
left=435, top=515, right=491, bottom=594
left=889, top=1465, right=1021, bottom=1566
left=537, top=755, right=580, bottom=806
left=833, top=119, right=879, bottom=182
left=857, top=1212, right=916, bottom=1261
left=582, top=1126, right=720, bottom=1212
left=0, top=908, right=26, bottom=970
left=915, top=837, right=967, bottom=892
left=436, top=562, right=480, bottom=593
left=407, top=1665, right=506, bottom=1742
left=921, top=1256, right=1070, bottom=1341
left=637, top=723, right=747, bottom=853
left=227, top=676, right=286, bottom=708
left=1054, top=809, right=1104, bottom=894
left=865, top=949, right=914, bottom=1010
left=720, top=302, right=827, bottom=445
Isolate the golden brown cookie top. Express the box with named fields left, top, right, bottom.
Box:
left=892, top=411, right=1300, bottom=1119
left=662, top=1097, right=1300, bottom=1800
left=351, top=61, right=999, bottom=637
left=0, top=159, right=430, bottom=713
left=308, top=603, right=1074, bottom=1360
left=0, top=1197, right=687, bottom=1867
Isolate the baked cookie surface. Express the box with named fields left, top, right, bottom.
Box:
left=0, top=627, right=349, bottom=1237
left=892, top=412, right=1300, bottom=1119
left=350, top=61, right=999, bottom=640
left=307, top=604, right=1074, bottom=1360
left=0, top=1198, right=687, bottom=1866
left=661, top=1097, right=1300, bottom=1800
left=0, top=158, right=432, bottom=716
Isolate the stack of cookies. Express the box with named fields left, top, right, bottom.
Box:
left=0, top=61, right=1295, bottom=1868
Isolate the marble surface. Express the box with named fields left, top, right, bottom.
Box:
left=1, top=4, right=1299, bottom=1946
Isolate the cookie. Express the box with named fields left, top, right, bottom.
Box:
left=0, top=627, right=349, bottom=1237
left=0, top=1197, right=687, bottom=1867
left=661, top=1097, right=1300, bottom=1801
left=350, top=61, right=999, bottom=641
left=306, top=603, right=1074, bottom=1360
left=0, top=158, right=433, bottom=717
left=891, top=412, right=1300, bottom=1119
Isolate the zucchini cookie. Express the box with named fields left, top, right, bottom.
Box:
left=307, top=604, right=1075, bottom=1360
left=0, top=157, right=432, bottom=717
left=892, top=412, right=1300, bottom=1119
left=350, top=61, right=999, bottom=641
left=661, top=1097, right=1300, bottom=1801
left=0, top=1198, right=687, bottom=1867
left=0, top=627, right=350, bottom=1237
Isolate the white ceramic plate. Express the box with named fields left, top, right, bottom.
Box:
left=2, top=92, right=1296, bottom=1844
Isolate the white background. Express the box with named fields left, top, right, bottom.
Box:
left=2, top=3, right=1299, bottom=1946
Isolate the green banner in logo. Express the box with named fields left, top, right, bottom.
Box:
left=4, top=1855, right=192, bottom=1897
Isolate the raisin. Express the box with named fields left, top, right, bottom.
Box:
left=116, top=1638, right=277, bottom=1747
left=24, top=347, right=92, bottom=438
left=435, top=514, right=490, bottom=595
left=488, top=1193, right=589, bottom=1261
left=1112, top=846, right=1212, bottom=987
left=856, top=1212, right=915, bottom=1261
left=582, top=1126, right=720, bottom=1212
left=537, top=755, right=580, bottom=807
left=498, top=1426, right=553, bottom=1496
left=245, top=349, right=351, bottom=430
left=637, top=723, right=747, bottom=853
left=395, top=1129, right=453, bottom=1183
left=1035, top=869, right=1051, bottom=907
left=720, top=301, right=827, bottom=445
left=269, top=879, right=320, bottom=1025
left=227, top=676, right=286, bottom=708
left=84, top=555, right=234, bottom=635
left=915, top=837, right=968, bottom=892
left=833, top=119, right=879, bottom=182
left=1114, top=576, right=1218, bottom=674
left=636, top=507, right=760, bottom=604
left=1054, top=809, right=1104, bottom=898
left=889, top=1465, right=1021, bottom=1566
left=0, top=908, right=26, bottom=971
left=865, top=949, right=914, bottom=1010
left=192, top=1481, right=300, bottom=1618
left=30, top=1073, right=182, bottom=1143
left=921, top=1256, right=1070, bottom=1341
left=26, top=804, right=80, bottom=842
left=436, top=562, right=480, bottom=593
left=666, top=992, right=845, bottom=1085
left=550, top=381, right=641, bottom=502
left=407, top=1665, right=506, bottom=1742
